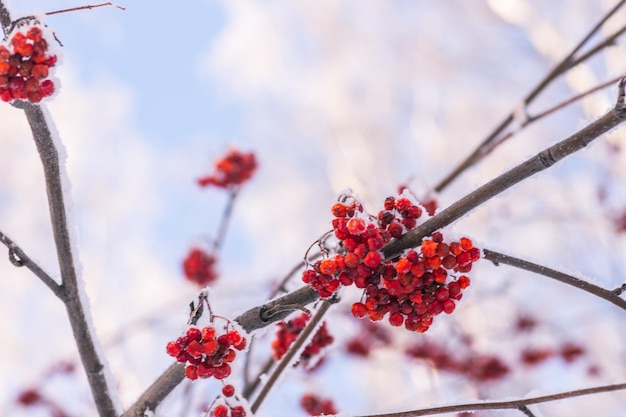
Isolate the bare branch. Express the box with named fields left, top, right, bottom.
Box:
left=352, top=382, right=626, bottom=417
left=434, top=0, right=626, bottom=192
left=483, top=249, right=626, bottom=311
left=0, top=228, right=63, bottom=298
left=382, top=77, right=626, bottom=259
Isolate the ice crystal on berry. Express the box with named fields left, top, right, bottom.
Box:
left=0, top=23, right=58, bottom=103
left=198, top=149, right=257, bottom=189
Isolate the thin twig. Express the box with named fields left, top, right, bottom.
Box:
left=250, top=300, right=333, bottom=414
left=382, top=77, right=626, bottom=259
left=483, top=249, right=626, bottom=310
left=45, top=2, right=125, bottom=16
left=434, top=0, right=626, bottom=192
left=482, top=74, right=624, bottom=156
left=351, top=382, right=626, bottom=417
left=213, top=188, right=239, bottom=251
left=0, top=228, right=64, bottom=298
left=518, top=405, right=538, bottom=417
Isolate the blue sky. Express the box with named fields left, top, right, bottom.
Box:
left=2, top=1, right=626, bottom=416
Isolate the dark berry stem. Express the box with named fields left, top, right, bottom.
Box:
left=213, top=187, right=239, bottom=251
left=382, top=77, right=626, bottom=259
left=351, top=382, right=626, bottom=417
left=434, top=0, right=626, bottom=192
left=483, top=249, right=626, bottom=311
left=250, top=300, right=333, bottom=414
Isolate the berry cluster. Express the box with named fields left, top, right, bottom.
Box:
left=406, top=340, right=510, bottom=382
left=271, top=313, right=334, bottom=368
left=198, top=149, right=257, bottom=189
left=183, top=247, right=218, bottom=286
left=0, top=24, right=57, bottom=103
left=302, top=193, right=480, bottom=332
left=166, top=325, right=246, bottom=381
left=300, top=393, right=338, bottom=416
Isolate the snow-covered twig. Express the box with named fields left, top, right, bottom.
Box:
left=382, top=76, right=626, bottom=259
left=434, top=0, right=626, bottom=192
left=482, top=248, right=626, bottom=311
left=352, top=382, right=626, bottom=417
left=22, top=100, right=121, bottom=417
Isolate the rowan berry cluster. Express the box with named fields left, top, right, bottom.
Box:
left=166, top=325, right=246, bottom=381
left=198, top=149, right=257, bottom=189
left=183, top=247, right=218, bottom=286
left=300, top=393, right=338, bottom=416
left=0, top=24, right=57, bottom=103
left=302, top=193, right=480, bottom=332
left=271, top=313, right=334, bottom=367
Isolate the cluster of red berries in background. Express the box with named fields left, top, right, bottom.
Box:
left=198, top=149, right=258, bottom=189
left=300, top=393, right=338, bottom=416
left=0, top=24, right=57, bottom=103
left=183, top=247, right=218, bottom=286
left=302, top=193, right=480, bottom=332
left=166, top=324, right=246, bottom=381
left=272, top=313, right=334, bottom=368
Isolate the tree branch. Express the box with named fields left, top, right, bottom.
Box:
left=434, top=0, right=626, bottom=192
left=353, top=382, right=626, bottom=417
left=482, top=249, right=626, bottom=311
left=382, top=77, right=626, bottom=259
left=0, top=228, right=64, bottom=298
left=17, top=102, right=121, bottom=417
left=121, top=286, right=321, bottom=416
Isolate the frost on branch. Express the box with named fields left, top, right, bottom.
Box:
left=302, top=192, right=480, bottom=333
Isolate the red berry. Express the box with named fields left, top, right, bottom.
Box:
left=389, top=312, right=404, bottom=327
left=222, top=384, right=235, bottom=397
left=364, top=251, right=382, bottom=268
left=212, top=404, right=229, bottom=417
left=351, top=302, right=367, bottom=318
left=166, top=341, right=182, bottom=357
left=231, top=405, right=247, bottom=417
left=185, top=364, right=198, bottom=380
left=460, top=237, right=473, bottom=250
left=331, top=203, right=347, bottom=217
left=347, top=217, right=366, bottom=235
left=319, top=259, right=337, bottom=275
